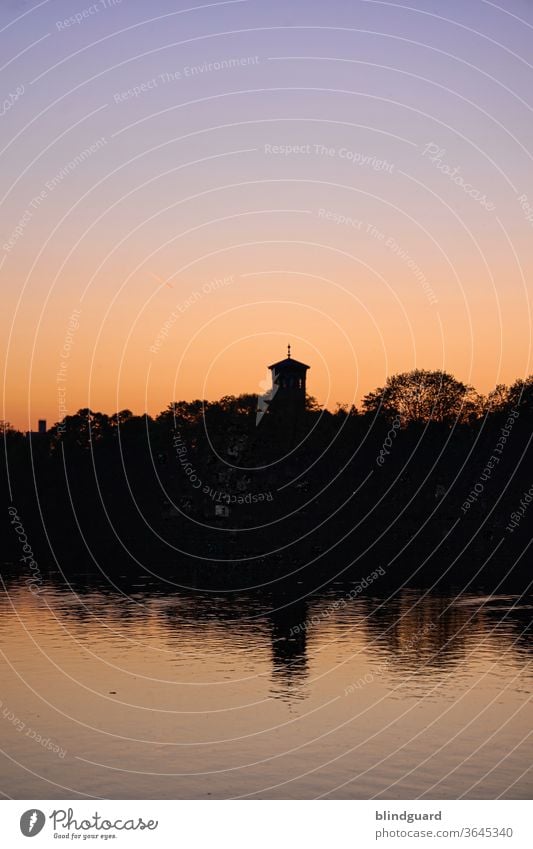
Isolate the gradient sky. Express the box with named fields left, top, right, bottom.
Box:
left=1, top=0, right=532, bottom=429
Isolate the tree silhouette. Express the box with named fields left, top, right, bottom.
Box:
left=482, top=383, right=510, bottom=415
left=507, top=376, right=533, bottom=415
left=3, top=369, right=533, bottom=584
left=109, top=409, right=134, bottom=428
left=362, top=369, right=479, bottom=425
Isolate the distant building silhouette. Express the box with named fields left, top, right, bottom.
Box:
left=25, top=419, right=47, bottom=439
left=269, top=344, right=309, bottom=403
left=265, top=343, right=310, bottom=421
left=256, top=345, right=310, bottom=440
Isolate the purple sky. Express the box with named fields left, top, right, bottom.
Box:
left=1, top=0, right=533, bottom=427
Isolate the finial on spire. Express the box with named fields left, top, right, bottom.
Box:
left=287, top=343, right=291, bottom=359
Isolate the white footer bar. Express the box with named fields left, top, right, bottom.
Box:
left=1, top=799, right=530, bottom=848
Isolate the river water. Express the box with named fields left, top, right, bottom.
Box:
left=0, top=573, right=531, bottom=799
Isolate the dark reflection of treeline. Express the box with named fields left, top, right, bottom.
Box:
left=2, top=369, right=533, bottom=589
left=363, top=592, right=533, bottom=677
left=364, top=593, right=477, bottom=673
left=2, top=570, right=531, bottom=697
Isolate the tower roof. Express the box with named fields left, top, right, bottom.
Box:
left=268, top=357, right=310, bottom=371
left=269, top=344, right=310, bottom=371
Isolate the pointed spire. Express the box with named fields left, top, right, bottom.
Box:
left=287, top=343, right=291, bottom=359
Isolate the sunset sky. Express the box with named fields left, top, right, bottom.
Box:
left=1, top=0, right=532, bottom=430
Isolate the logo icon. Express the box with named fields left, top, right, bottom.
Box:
left=20, top=810, right=45, bottom=837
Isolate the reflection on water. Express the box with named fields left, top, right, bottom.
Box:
left=0, top=570, right=531, bottom=799
left=269, top=601, right=309, bottom=701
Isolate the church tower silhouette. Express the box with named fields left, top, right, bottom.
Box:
left=255, top=345, right=310, bottom=442
left=268, top=344, right=310, bottom=412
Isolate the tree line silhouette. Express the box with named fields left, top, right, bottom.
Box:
left=2, top=369, right=533, bottom=587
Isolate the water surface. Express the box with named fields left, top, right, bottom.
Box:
left=0, top=572, right=531, bottom=799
